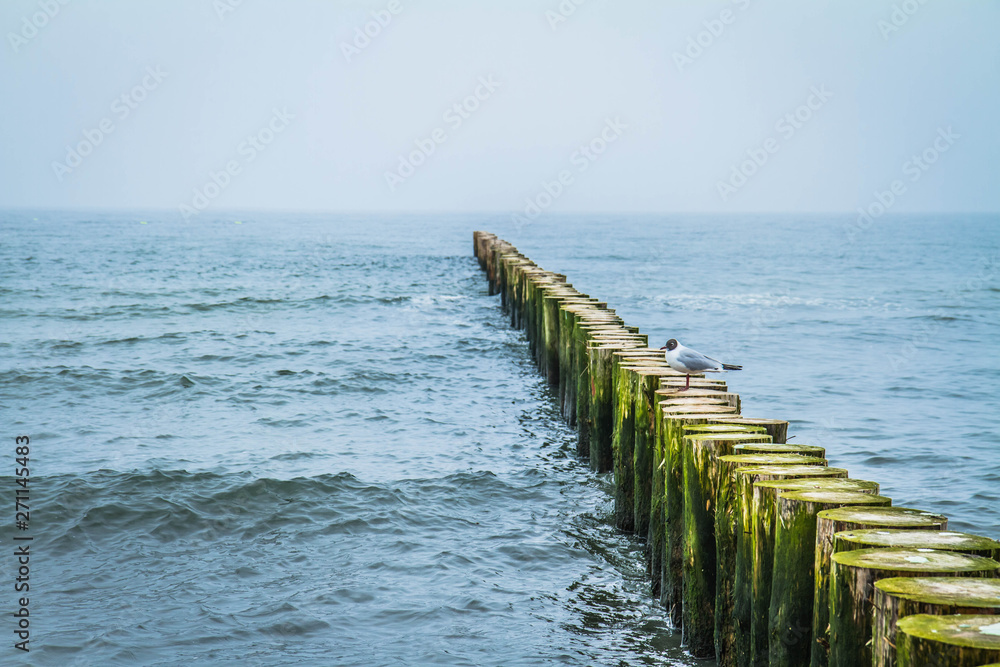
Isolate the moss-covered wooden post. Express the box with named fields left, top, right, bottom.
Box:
left=573, top=322, right=624, bottom=453
left=710, top=417, right=789, bottom=444
left=533, top=280, right=569, bottom=371
left=612, top=363, right=664, bottom=532
left=507, top=259, right=533, bottom=328
left=809, top=506, right=949, bottom=667
left=541, top=288, right=579, bottom=384
left=734, top=443, right=826, bottom=458
left=526, top=274, right=555, bottom=359
left=767, top=489, right=893, bottom=667
left=679, top=431, right=771, bottom=660
left=646, top=397, right=737, bottom=598
left=874, top=577, right=1000, bottom=667
left=829, top=550, right=1000, bottom=667
left=672, top=394, right=744, bottom=410
left=726, top=460, right=838, bottom=667
left=743, top=472, right=870, bottom=667
left=557, top=301, right=601, bottom=424
left=558, top=303, right=595, bottom=422
left=587, top=342, right=641, bottom=473
left=654, top=420, right=758, bottom=577
left=633, top=369, right=674, bottom=541
left=896, top=615, right=1000, bottom=667
left=525, top=273, right=563, bottom=362
left=661, top=406, right=739, bottom=626
left=834, top=530, right=1000, bottom=560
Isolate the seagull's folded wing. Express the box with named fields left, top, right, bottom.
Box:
left=677, top=349, right=722, bottom=372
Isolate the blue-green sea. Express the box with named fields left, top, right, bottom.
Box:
left=2, top=211, right=997, bottom=665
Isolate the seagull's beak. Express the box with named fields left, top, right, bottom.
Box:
left=659, top=346, right=667, bottom=350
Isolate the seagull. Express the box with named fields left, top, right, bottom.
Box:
left=660, top=339, right=742, bottom=390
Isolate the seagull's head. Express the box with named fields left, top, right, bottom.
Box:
left=661, top=339, right=678, bottom=351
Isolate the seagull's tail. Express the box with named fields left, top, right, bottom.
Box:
left=722, top=364, right=742, bottom=371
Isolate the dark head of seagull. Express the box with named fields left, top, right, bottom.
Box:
left=660, top=339, right=678, bottom=351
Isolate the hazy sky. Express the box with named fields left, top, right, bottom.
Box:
left=1, top=0, right=998, bottom=214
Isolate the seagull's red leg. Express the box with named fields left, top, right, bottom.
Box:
left=683, top=374, right=690, bottom=390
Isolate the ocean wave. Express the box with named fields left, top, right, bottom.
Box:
left=33, top=469, right=541, bottom=554
left=0, top=366, right=224, bottom=400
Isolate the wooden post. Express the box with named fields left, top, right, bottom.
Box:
left=587, top=342, right=641, bottom=473
left=735, top=443, right=826, bottom=458
left=717, top=457, right=849, bottom=666
left=896, top=615, right=1000, bottom=667
left=644, top=394, right=734, bottom=596
left=633, top=370, right=676, bottom=541
left=679, top=422, right=764, bottom=619
left=661, top=406, right=739, bottom=626
left=743, top=471, right=860, bottom=667
left=556, top=301, right=603, bottom=424
left=810, top=506, right=949, bottom=667
left=710, top=417, right=789, bottom=444
left=768, top=490, right=893, bottom=667
left=874, top=577, right=1000, bottom=667
left=679, top=431, right=772, bottom=659
left=540, top=288, right=579, bottom=383
left=611, top=363, right=643, bottom=531
left=834, top=529, right=1000, bottom=560
left=573, top=320, right=623, bottom=452
left=830, top=550, right=1000, bottom=667
left=685, top=422, right=762, bottom=435
left=723, top=458, right=839, bottom=667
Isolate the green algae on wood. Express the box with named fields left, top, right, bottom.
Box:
left=834, top=530, right=1000, bottom=561
left=896, top=614, right=1000, bottom=667
left=562, top=306, right=612, bottom=433
left=734, top=466, right=844, bottom=667
left=709, top=417, right=789, bottom=444
left=874, top=577, right=1000, bottom=667
left=659, top=387, right=741, bottom=407
left=611, top=363, right=639, bottom=531
left=721, top=479, right=877, bottom=667
left=685, top=422, right=764, bottom=434
left=574, top=327, right=627, bottom=455
left=723, top=453, right=828, bottom=468
left=810, top=506, right=949, bottom=667
left=829, top=550, right=1000, bottom=667
left=677, top=432, right=771, bottom=661
left=559, top=305, right=603, bottom=434
left=647, top=403, right=745, bottom=600
left=734, top=443, right=826, bottom=458
left=660, top=410, right=737, bottom=627
left=541, top=291, right=572, bottom=382
left=767, top=490, right=892, bottom=667
left=633, top=370, right=679, bottom=543
left=587, top=342, right=639, bottom=472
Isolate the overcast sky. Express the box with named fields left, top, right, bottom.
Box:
left=1, top=0, right=997, bottom=214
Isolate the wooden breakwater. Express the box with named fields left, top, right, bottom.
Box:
left=473, top=231, right=1000, bottom=666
